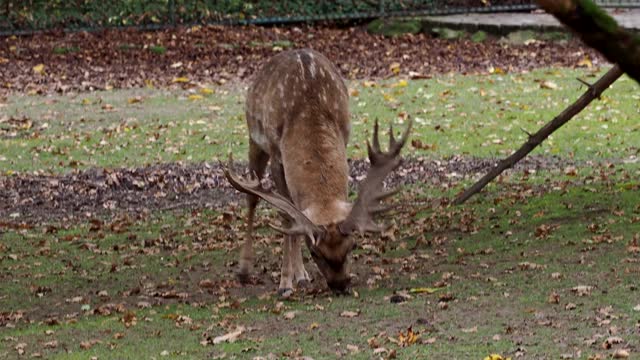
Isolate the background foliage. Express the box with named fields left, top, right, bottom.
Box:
left=1, top=0, right=537, bottom=32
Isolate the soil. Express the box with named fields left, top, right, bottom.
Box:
left=0, top=155, right=578, bottom=224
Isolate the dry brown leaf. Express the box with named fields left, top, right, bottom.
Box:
left=212, top=326, right=245, bottom=345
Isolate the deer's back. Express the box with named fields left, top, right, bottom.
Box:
left=245, top=49, right=350, bottom=159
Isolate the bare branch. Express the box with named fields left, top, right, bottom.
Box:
left=453, top=65, right=624, bottom=205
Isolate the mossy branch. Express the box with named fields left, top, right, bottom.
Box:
left=537, top=0, right=640, bottom=84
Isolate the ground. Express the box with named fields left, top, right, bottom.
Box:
left=1, top=24, right=639, bottom=360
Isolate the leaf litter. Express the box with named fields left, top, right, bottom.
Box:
left=0, top=155, right=579, bottom=223
left=1, top=25, right=602, bottom=95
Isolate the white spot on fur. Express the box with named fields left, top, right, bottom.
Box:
left=296, top=54, right=305, bottom=81
left=278, top=82, right=285, bottom=98
left=309, top=60, right=317, bottom=78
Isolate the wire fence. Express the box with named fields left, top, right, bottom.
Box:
left=1, top=0, right=639, bottom=34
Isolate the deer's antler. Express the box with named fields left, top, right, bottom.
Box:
left=223, top=157, right=324, bottom=244
left=338, top=118, right=413, bottom=235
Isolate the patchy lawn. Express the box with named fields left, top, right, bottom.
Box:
left=1, top=66, right=639, bottom=359
left=1, top=68, right=638, bottom=174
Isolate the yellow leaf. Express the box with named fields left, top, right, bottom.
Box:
left=350, top=88, right=359, bottom=97
left=484, top=354, right=512, bottom=360
left=82, top=98, right=92, bottom=105
left=199, top=87, right=214, bottom=95
left=577, top=56, right=593, bottom=69
left=0, top=57, right=8, bottom=64
left=188, top=94, right=203, bottom=101
left=33, top=64, right=45, bottom=74
left=128, top=97, right=142, bottom=104
left=383, top=93, right=396, bottom=102
left=389, top=62, right=401, bottom=75
left=363, top=80, right=377, bottom=88
left=145, top=79, right=154, bottom=88
left=408, top=287, right=440, bottom=294
left=172, top=77, right=190, bottom=83
left=397, top=327, right=419, bottom=347
left=392, top=79, right=408, bottom=88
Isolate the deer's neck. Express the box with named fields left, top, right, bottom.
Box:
left=281, top=118, right=350, bottom=225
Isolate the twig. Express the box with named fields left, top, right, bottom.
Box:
left=453, top=65, right=623, bottom=205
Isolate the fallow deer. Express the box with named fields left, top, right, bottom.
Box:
left=224, top=49, right=412, bottom=295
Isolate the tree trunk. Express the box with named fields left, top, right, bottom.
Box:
left=536, top=0, right=640, bottom=84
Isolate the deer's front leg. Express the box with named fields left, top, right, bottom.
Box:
left=278, top=235, right=295, bottom=298
left=291, top=235, right=311, bottom=287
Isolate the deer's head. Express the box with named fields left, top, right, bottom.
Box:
left=224, top=119, right=412, bottom=293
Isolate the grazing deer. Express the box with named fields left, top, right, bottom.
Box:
left=224, top=49, right=411, bottom=295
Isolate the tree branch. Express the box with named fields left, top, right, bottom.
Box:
left=453, top=65, right=623, bottom=205
left=536, top=0, right=640, bottom=84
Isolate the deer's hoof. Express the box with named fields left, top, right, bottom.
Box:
left=278, top=288, right=294, bottom=299
left=296, top=279, right=311, bottom=289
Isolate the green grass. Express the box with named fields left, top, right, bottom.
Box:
left=2, top=67, right=638, bottom=174
left=1, top=66, right=639, bottom=359
left=1, top=177, right=639, bottom=358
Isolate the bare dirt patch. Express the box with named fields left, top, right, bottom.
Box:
left=0, top=155, right=578, bottom=224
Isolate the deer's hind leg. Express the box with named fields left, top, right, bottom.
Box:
left=237, top=139, right=269, bottom=284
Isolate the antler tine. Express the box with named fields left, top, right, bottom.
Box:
left=372, top=118, right=381, bottom=153
left=393, top=118, right=413, bottom=153
left=391, top=117, right=413, bottom=154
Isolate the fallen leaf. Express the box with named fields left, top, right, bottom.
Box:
left=397, top=327, right=419, bottom=347
left=484, top=354, right=512, bottom=360
left=389, top=62, right=401, bottom=75
left=613, top=349, right=630, bottom=358
left=172, top=77, right=190, bottom=83
left=346, top=344, right=359, bottom=353
left=33, top=64, right=45, bottom=74
left=461, top=326, right=478, bottom=333
left=409, top=287, right=440, bottom=294
left=571, top=285, right=593, bottom=297
left=283, top=311, right=297, bottom=320
left=212, top=326, right=245, bottom=344
left=340, top=310, right=360, bottom=318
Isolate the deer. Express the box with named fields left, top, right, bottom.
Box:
left=223, top=49, right=412, bottom=296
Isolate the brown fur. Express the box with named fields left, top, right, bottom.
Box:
left=242, top=49, right=353, bottom=292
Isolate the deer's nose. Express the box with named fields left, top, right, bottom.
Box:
left=328, top=278, right=351, bottom=295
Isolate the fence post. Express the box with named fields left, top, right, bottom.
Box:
left=169, top=0, right=176, bottom=25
